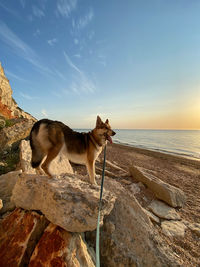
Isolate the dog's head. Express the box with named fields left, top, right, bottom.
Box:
left=93, top=115, right=116, bottom=145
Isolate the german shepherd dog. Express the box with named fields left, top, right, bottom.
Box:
left=30, top=116, right=116, bottom=184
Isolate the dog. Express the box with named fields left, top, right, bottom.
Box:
left=29, top=115, right=116, bottom=184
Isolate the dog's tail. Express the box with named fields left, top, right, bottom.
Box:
left=30, top=129, right=44, bottom=168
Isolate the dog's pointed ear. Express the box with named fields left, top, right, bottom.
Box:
left=105, top=119, right=109, bottom=124
left=96, top=115, right=102, bottom=127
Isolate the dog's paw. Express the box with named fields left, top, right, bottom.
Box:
left=90, top=180, right=98, bottom=186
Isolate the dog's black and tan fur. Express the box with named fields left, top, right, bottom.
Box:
left=30, top=116, right=115, bottom=184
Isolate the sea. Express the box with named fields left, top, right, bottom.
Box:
left=77, top=129, right=200, bottom=161
left=113, top=129, right=200, bottom=161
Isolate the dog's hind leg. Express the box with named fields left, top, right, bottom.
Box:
left=41, top=143, right=63, bottom=177
left=31, top=144, right=45, bottom=171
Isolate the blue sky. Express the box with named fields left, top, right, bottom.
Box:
left=0, top=0, right=200, bottom=129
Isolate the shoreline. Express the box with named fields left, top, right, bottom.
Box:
left=113, top=141, right=200, bottom=163
left=109, top=142, right=200, bottom=173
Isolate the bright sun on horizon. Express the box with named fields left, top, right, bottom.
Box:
left=0, top=0, right=200, bottom=130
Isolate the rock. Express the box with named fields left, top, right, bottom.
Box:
left=86, top=178, right=182, bottom=267
left=143, top=208, right=160, bottom=224
left=19, top=140, right=36, bottom=174
left=161, top=221, right=187, bottom=237
left=148, top=200, right=181, bottom=220
left=130, top=166, right=186, bottom=207
left=188, top=222, right=200, bottom=237
left=0, top=62, right=36, bottom=120
left=0, top=170, right=22, bottom=214
left=128, top=183, right=141, bottom=194
left=11, top=173, right=116, bottom=232
left=0, top=119, right=35, bottom=151
left=0, top=199, right=2, bottom=210
left=0, top=208, right=48, bottom=266
left=20, top=139, right=73, bottom=175
left=29, top=223, right=95, bottom=267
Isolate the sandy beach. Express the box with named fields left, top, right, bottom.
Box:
left=73, top=142, right=200, bottom=266
left=109, top=143, right=200, bottom=265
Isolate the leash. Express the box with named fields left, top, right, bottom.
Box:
left=96, top=144, right=107, bottom=267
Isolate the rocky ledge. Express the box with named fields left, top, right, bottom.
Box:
left=0, top=138, right=194, bottom=266
left=11, top=173, right=116, bottom=232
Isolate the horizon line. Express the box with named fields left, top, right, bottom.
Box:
left=73, top=128, right=200, bottom=131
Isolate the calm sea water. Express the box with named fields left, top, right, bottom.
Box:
left=113, top=129, right=200, bottom=161
left=77, top=129, right=200, bottom=161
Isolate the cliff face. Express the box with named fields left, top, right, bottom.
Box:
left=0, top=62, right=35, bottom=120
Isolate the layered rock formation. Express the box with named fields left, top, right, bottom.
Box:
left=0, top=62, right=35, bottom=120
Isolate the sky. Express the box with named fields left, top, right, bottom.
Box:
left=0, top=0, right=200, bottom=129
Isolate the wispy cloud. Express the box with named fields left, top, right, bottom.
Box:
left=98, top=55, right=107, bottom=67
left=32, top=6, right=45, bottom=18
left=74, top=54, right=81, bottom=58
left=0, top=2, right=20, bottom=18
left=74, top=38, right=79, bottom=45
left=54, top=70, right=66, bottom=80
left=47, top=38, right=58, bottom=46
left=64, top=51, right=95, bottom=94
left=64, top=51, right=82, bottom=74
left=0, top=21, right=53, bottom=75
left=52, top=91, right=62, bottom=98
left=33, top=29, right=41, bottom=37
left=5, top=70, right=27, bottom=83
left=39, top=0, right=47, bottom=10
left=41, top=109, right=48, bottom=117
left=88, top=30, right=95, bottom=40
left=75, top=8, right=94, bottom=30
left=20, top=92, right=38, bottom=100
left=0, top=21, right=35, bottom=54
left=56, top=0, right=77, bottom=17
left=20, top=0, right=25, bottom=8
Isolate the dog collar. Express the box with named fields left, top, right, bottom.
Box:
left=89, top=132, right=102, bottom=149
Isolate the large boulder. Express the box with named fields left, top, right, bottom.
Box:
left=130, top=166, right=186, bottom=207
left=11, top=173, right=116, bottom=232
left=0, top=170, right=22, bottom=214
left=86, top=178, right=183, bottom=267
left=20, top=139, right=73, bottom=175
left=0, top=119, right=34, bottom=151
left=29, top=223, right=95, bottom=267
left=0, top=208, right=48, bottom=266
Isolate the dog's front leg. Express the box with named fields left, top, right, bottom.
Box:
left=86, top=160, right=97, bottom=185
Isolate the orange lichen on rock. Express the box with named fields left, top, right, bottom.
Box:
left=0, top=208, right=48, bottom=266
left=29, top=223, right=95, bottom=267
left=29, top=224, right=70, bottom=267
left=0, top=97, right=14, bottom=119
